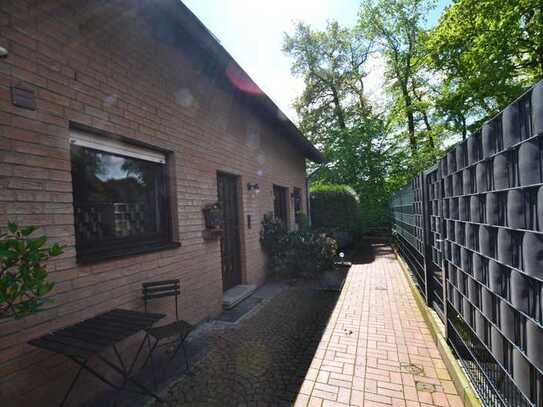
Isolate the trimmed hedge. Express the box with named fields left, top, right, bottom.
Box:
left=310, top=184, right=361, bottom=233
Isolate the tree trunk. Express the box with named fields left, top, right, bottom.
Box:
left=331, top=86, right=347, bottom=129
left=400, top=82, right=416, bottom=153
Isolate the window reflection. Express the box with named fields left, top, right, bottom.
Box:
left=71, top=145, right=169, bottom=258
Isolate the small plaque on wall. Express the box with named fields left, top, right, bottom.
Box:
left=11, top=85, right=36, bottom=110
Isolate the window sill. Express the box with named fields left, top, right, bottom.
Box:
left=76, top=241, right=181, bottom=265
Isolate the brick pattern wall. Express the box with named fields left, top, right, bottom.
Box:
left=0, top=1, right=308, bottom=405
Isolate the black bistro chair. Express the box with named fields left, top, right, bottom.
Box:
left=142, top=280, right=194, bottom=377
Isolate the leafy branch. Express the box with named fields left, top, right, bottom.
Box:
left=0, top=222, right=63, bottom=319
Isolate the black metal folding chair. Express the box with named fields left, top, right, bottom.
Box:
left=142, top=280, right=194, bottom=384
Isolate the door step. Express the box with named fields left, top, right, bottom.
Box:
left=223, top=284, right=256, bottom=309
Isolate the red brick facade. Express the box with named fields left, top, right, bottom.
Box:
left=0, top=1, right=316, bottom=405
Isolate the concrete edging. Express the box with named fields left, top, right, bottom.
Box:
left=393, top=248, right=483, bottom=407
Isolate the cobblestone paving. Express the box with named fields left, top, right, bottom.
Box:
left=296, top=244, right=465, bottom=407
left=159, top=244, right=465, bottom=407
left=159, top=288, right=339, bottom=406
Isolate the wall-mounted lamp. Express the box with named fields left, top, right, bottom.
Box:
left=0, top=46, right=8, bottom=59
left=247, top=183, right=260, bottom=193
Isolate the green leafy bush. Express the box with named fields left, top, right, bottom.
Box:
left=0, top=223, right=63, bottom=319
left=260, top=213, right=337, bottom=277
left=309, top=184, right=361, bottom=233
left=309, top=184, right=362, bottom=247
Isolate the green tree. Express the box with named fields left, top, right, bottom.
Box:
left=425, top=0, right=543, bottom=134
left=358, top=0, right=437, bottom=155
left=284, top=18, right=429, bottom=231
left=283, top=21, right=372, bottom=143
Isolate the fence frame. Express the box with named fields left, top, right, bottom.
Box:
left=391, top=79, right=543, bottom=407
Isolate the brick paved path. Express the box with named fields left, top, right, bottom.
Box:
left=296, top=244, right=464, bottom=407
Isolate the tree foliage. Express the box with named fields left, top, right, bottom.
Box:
left=283, top=0, right=541, bottom=232
left=425, top=0, right=543, bottom=134
left=283, top=21, right=372, bottom=143
left=358, top=0, right=439, bottom=155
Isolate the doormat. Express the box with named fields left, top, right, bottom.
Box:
left=216, top=296, right=264, bottom=323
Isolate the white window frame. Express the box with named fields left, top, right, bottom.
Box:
left=69, top=129, right=166, bottom=164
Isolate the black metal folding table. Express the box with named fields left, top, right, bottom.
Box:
left=29, top=308, right=165, bottom=406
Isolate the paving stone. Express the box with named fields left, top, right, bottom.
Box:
left=155, top=244, right=464, bottom=406
left=301, top=244, right=465, bottom=406
left=157, top=288, right=338, bottom=406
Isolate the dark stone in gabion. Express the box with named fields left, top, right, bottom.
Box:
left=466, top=223, right=477, bottom=249
left=481, top=287, right=494, bottom=321
left=486, top=193, right=500, bottom=225
left=493, top=153, right=509, bottom=190
left=513, top=348, right=531, bottom=396
left=507, top=189, right=526, bottom=229
left=456, top=142, right=466, bottom=170
left=455, top=222, right=465, bottom=245
left=482, top=121, right=497, bottom=158
left=463, top=169, right=472, bottom=195
left=538, top=186, right=543, bottom=232
left=510, top=270, right=530, bottom=315
left=522, top=232, right=543, bottom=279
left=462, top=247, right=472, bottom=274
left=475, top=310, right=486, bottom=342
left=454, top=173, right=463, bottom=196
left=447, top=282, right=455, bottom=302
left=497, top=228, right=513, bottom=266
left=471, top=195, right=483, bottom=223
left=457, top=270, right=466, bottom=293
left=453, top=244, right=462, bottom=267
left=531, top=80, right=543, bottom=136
left=527, top=319, right=543, bottom=372
left=449, top=263, right=458, bottom=285
left=468, top=133, right=480, bottom=165
left=479, top=226, right=494, bottom=258
left=473, top=253, right=485, bottom=282
left=491, top=326, right=505, bottom=365
left=489, top=260, right=506, bottom=296
left=440, top=157, right=448, bottom=176
left=476, top=162, right=488, bottom=193
left=503, top=103, right=520, bottom=149
left=463, top=296, right=472, bottom=326
left=459, top=197, right=469, bottom=221
left=500, top=300, right=516, bottom=343
left=450, top=198, right=459, bottom=219
left=448, top=150, right=457, bottom=174
left=455, top=288, right=463, bottom=312
left=468, top=277, right=479, bottom=307
left=447, top=220, right=455, bottom=241
left=519, top=139, right=541, bottom=186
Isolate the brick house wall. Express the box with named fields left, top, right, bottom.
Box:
left=0, top=1, right=317, bottom=405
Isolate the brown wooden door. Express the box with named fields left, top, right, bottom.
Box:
left=273, top=185, right=289, bottom=225
left=217, top=173, right=242, bottom=291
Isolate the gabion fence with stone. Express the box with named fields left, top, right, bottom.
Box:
left=391, top=79, right=543, bottom=407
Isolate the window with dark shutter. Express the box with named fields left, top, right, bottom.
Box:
left=70, top=130, right=174, bottom=262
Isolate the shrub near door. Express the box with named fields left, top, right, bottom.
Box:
left=260, top=213, right=337, bottom=277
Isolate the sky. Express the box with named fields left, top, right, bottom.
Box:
left=183, top=0, right=452, bottom=123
